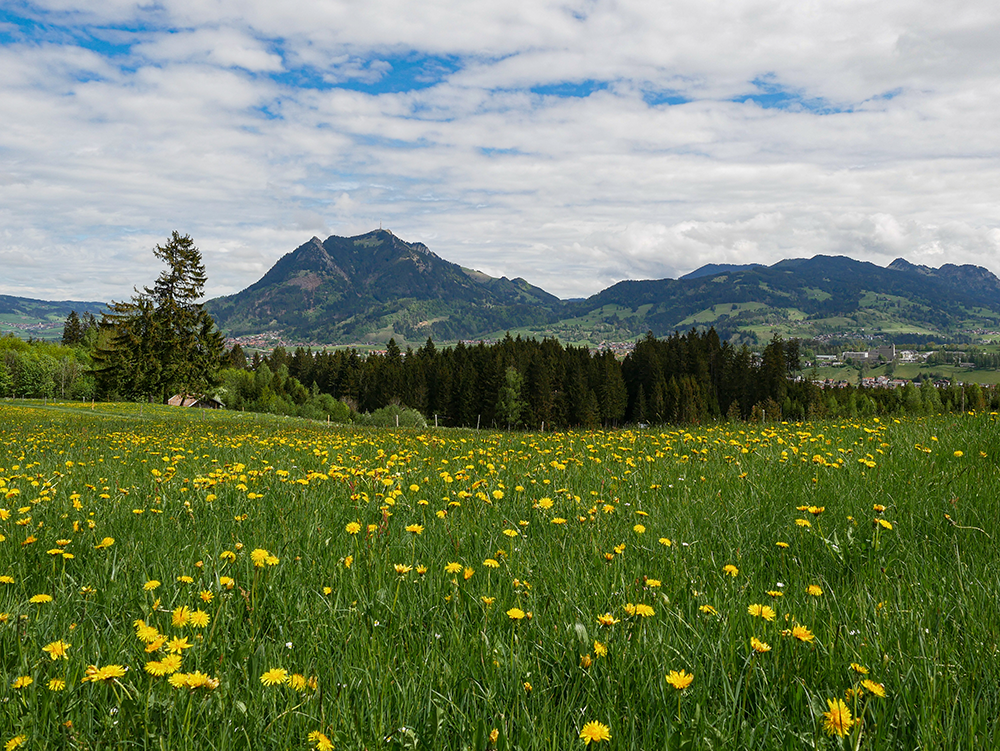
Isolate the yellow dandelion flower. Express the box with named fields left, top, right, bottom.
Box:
left=723, top=564, right=738, bottom=577
left=748, top=604, right=776, bottom=621
left=5, top=735, right=28, bottom=751
left=596, top=613, right=619, bottom=626
left=189, top=610, right=210, bottom=628
left=29, top=594, right=53, bottom=604
left=143, top=580, right=161, bottom=591
left=144, top=660, right=170, bottom=677
left=405, top=524, right=424, bottom=535
left=42, top=640, right=71, bottom=660
left=84, top=664, right=127, bottom=683
left=260, top=668, right=289, bottom=686
left=145, top=635, right=167, bottom=653
left=168, top=673, right=188, bottom=689
left=579, top=721, right=611, bottom=745
left=861, top=679, right=886, bottom=698
left=699, top=604, right=718, bottom=616
left=308, top=731, right=335, bottom=751
left=750, top=637, right=771, bottom=653
left=167, top=636, right=192, bottom=654
left=444, top=561, right=462, bottom=574
left=666, top=669, right=694, bottom=690
left=807, top=585, right=823, bottom=597
left=160, top=654, right=183, bottom=673
left=47, top=678, right=66, bottom=691
left=634, top=603, right=655, bottom=617
left=850, top=662, right=868, bottom=675
left=12, top=675, right=33, bottom=689
left=394, top=563, right=412, bottom=575
left=484, top=558, right=500, bottom=568
left=822, top=698, right=853, bottom=737
left=506, top=607, right=526, bottom=620
left=594, top=640, right=608, bottom=658
left=172, top=606, right=191, bottom=628
left=792, top=625, right=815, bottom=643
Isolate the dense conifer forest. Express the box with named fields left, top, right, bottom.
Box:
left=217, top=330, right=996, bottom=429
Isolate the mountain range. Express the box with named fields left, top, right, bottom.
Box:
left=205, top=230, right=1000, bottom=344
left=7, top=230, right=1000, bottom=346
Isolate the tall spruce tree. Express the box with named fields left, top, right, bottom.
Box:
left=93, top=232, right=224, bottom=402
left=61, top=311, right=84, bottom=345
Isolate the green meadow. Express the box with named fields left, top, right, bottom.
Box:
left=1, top=402, right=999, bottom=749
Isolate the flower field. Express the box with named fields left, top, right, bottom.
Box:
left=2, top=401, right=999, bottom=749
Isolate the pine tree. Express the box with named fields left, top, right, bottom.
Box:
left=61, top=311, right=84, bottom=345
left=93, top=232, right=224, bottom=402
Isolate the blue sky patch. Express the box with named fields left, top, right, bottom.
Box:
left=0, top=6, right=136, bottom=58
left=332, top=53, right=461, bottom=94
left=642, top=90, right=692, bottom=107
left=530, top=79, right=608, bottom=98
left=732, top=75, right=844, bottom=113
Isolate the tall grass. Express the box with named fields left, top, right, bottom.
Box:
left=1, top=402, right=998, bottom=749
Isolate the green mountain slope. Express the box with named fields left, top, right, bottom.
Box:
left=205, top=230, right=562, bottom=342
left=0, top=295, right=104, bottom=342
left=562, top=255, right=1000, bottom=341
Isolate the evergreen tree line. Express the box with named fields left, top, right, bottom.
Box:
left=5, top=319, right=999, bottom=426
left=225, top=329, right=1000, bottom=428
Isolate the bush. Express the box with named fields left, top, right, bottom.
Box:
left=355, top=404, right=427, bottom=428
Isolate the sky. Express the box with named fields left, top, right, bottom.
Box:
left=1, top=1, right=998, bottom=302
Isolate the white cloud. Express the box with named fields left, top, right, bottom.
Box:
left=0, top=0, right=998, bottom=305
left=135, top=28, right=284, bottom=72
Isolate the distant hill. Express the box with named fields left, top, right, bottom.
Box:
left=561, top=255, right=1000, bottom=342
left=0, top=295, right=104, bottom=342
left=205, top=230, right=562, bottom=342
left=680, top=263, right=765, bottom=280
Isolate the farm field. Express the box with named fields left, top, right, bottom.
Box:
left=2, top=402, right=999, bottom=749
